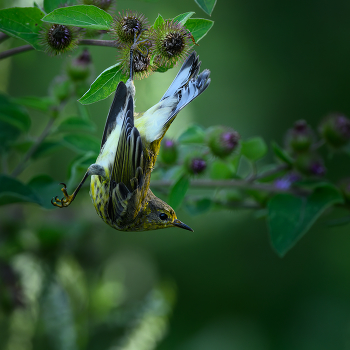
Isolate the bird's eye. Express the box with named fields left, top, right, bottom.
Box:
left=159, top=213, right=168, bottom=220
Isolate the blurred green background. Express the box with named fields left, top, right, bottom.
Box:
left=1, top=0, right=350, bottom=349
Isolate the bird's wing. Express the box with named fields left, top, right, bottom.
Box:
left=100, top=81, right=127, bottom=150
left=135, top=52, right=211, bottom=143
left=107, top=95, right=148, bottom=226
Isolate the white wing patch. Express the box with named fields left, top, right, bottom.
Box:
left=135, top=96, right=178, bottom=143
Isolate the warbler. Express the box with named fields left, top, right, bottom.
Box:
left=52, top=45, right=210, bottom=231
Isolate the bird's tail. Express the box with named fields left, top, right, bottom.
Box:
left=135, top=51, right=211, bottom=143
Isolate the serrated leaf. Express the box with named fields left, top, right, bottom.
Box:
left=79, top=63, right=128, bottom=105
left=173, top=12, right=195, bottom=25
left=178, top=125, right=205, bottom=143
left=44, top=0, right=77, bottom=13
left=63, top=134, right=100, bottom=154
left=195, top=0, right=217, bottom=16
left=12, top=96, right=55, bottom=112
left=27, top=175, right=60, bottom=209
left=153, top=14, right=165, bottom=29
left=184, top=18, right=214, bottom=42
left=209, top=160, right=233, bottom=179
left=0, top=175, right=40, bottom=206
left=0, top=7, right=45, bottom=50
left=185, top=198, right=212, bottom=215
left=56, top=116, right=95, bottom=132
left=43, top=5, right=113, bottom=30
left=268, top=184, right=344, bottom=257
left=241, top=137, right=268, bottom=162
left=0, top=94, right=31, bottom=132
left=271, top=141, right=293, bottom=165
left=169, top=175, right=189, bottom=209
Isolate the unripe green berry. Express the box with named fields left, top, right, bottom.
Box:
left=159, top=139, right=178, bottom=165
left=206, top=126, right=240, bottom=158
left=66, top=49, right=92, bottom=82
left=284, top=120, right=315, bottom=153
left=294, top=153, right=326, bottom=177
left=319, top=114, right=350, bottom=148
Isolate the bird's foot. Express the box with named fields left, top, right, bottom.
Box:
left=51, top=183, right=74, bottom=208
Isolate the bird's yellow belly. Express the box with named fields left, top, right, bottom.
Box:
left=90, top=175, right=111, bottom=225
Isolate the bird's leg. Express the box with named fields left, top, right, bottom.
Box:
left=129, top=29, right=148, bottom=80
left=51, top=164, right=106, bottom=208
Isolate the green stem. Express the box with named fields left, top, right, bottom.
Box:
left=151, top=179, right=309, bottom=195
left=0, top=40, right=119, bottom=60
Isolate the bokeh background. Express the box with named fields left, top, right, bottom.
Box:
left=1, top=0, right=350, bottom=349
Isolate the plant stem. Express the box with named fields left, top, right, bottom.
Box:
left=0, top=44, right=33, bottom=59
left=0, top=32, right=9, bottom=44
left=11, top=118, right=55, bottom=177
left=151, top=179, right=309, bottom=195
left=0, top=40, right=119, bottom=60
left=253, top=163, right=289, bottom=181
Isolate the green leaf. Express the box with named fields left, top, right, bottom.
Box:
left=0, top=175, right=40, bottom=206
left=195, top=0, right=217, bottom=16
left=0, top=121, right=22, bottom=148
left=0, top=7, right=45, bottom=50
left=44, top=0, right=77, bottom=13
left=67, top=153, right=96, bottom=189
left=169, top=175, right=190, bottom=209
left=209, top=160, right=233, bottom=179
left=184, top=18, right=214, bottom=42
left=56, top=116, right=95, bottom=132
left=153, top=14, right=165, bottom=29
left=43, top=5, right=113, bottom=30
left=27, top=175, right=60, bottom=209
left=0, top=94, right=31, bottom=132
left=241, top=137, right=268, bottom=162
left=186, top=198, right=212, bottom=215
left=79, top=63, right=128, bottom=105
left=268, top=184, right=344, bottom=257
left=271, top=141, right=293, bottom=165
left=178, top=124, right=205, bottom=143
left=12, top=140, right=34, bottom=153
left=32, top=140, right=63, bottom=159
left=173, top=12, right=195, bottom=25
left=12, top=96, right=55, bottom=112
left=63, top=134, right=100, bottom=154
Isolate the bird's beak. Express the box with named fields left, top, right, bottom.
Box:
left=172, top=219, right=194, bottom=232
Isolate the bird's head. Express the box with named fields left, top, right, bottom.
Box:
left=142, top=195, right=193, bottom=232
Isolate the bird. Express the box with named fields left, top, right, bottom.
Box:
left=52, top=44, right=211, bottom=232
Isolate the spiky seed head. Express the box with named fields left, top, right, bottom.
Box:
left=206, top=126, right=240, bottom=158
left=81, top=0, right=115, bottom=11
left=185, top=153, right=207, bottom=175
left=66, top=49, right=92, bottom=81
left=284, top=120, right=315, bottom=153
left=294, top=153, right=326, bottom=177
left=40, top=24, right=80, bottom=56
left=120, top=41, right=155, bottom=79
left=112, top=11, right=148, bottom=46
left=153, top=20, right=192, bottom=68
left=319, top=113, right=350, bottom=148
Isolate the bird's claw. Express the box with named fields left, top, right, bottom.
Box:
left=51, top=183, right=74, bottom=208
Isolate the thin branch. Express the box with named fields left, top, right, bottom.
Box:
left=151, top=179, right=309, bottom=195
left=0, top=39, right=119, bottom=60
left=11, top=118, right=55, bottom=177
left=0, top=44, right=33, bottom=59
left=0, top=32, right=9, bottom=44
left=253, top=163, right=289, bottom=181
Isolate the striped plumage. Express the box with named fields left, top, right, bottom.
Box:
left=53, top=51, right=210, bottom=232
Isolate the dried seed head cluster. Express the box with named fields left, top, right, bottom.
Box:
left=153, top=20, right=192, bottom=67
left=112, top=11, right=148, bottom=46
left=40, top=24, right=80, bottom=56
left=120, top=41, right=154, bottom=79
